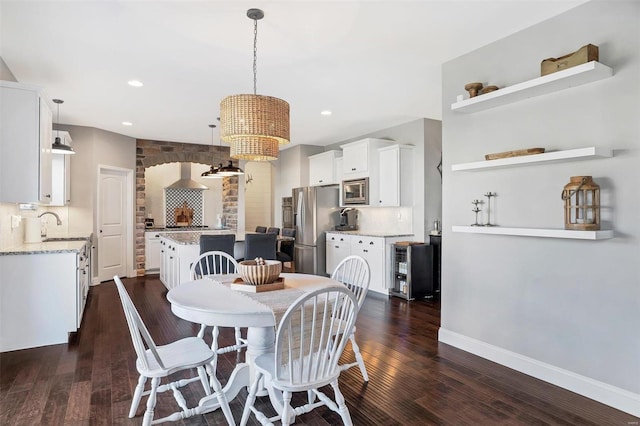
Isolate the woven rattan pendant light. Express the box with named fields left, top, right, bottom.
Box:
left=220, top=8, right=289, bottom=161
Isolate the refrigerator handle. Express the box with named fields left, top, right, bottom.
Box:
left=296, top=189, right=305, bottom=229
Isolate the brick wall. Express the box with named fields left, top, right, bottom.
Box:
left=135, top=139, right=238, bottom=276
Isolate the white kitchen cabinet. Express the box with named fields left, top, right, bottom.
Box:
left=0, top=240, right=90, bottom=352
left=325, top=233, right=351, bottom=275
left=340, top=138, right=393, bottom=207
left=326, top=232, right=410, bottom=296
left=0, top=81, right=53, bottom=204
left=159, top=237, right=199, bottom=290
left=309, top=150, right=342, bottom=186
left=378, top=144, right=413, bottom=207
left=145, top=231, right=162, bottom=272
left=349, top=236, right=386, bottom=294
left=50, top=131, right=73, bottom=206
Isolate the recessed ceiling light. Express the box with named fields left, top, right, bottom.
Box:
left=122, top=121, right=133, bottom=126
left=128, top=80, right=143, bottom=87
left=320, top=110, right=332, bottom=116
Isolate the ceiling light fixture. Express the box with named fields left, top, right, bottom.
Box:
left=220, top=8, right=289, bottom=162
left=122, top=121, right=133, bottom=126
left=201, top=124, right=221, bottom=179
left=51, top=99, right=75, bottom=155
left=128, top=80, right=144, bottom=87
left=320, top=110, right=332, bottom=116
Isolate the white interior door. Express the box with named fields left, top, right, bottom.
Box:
left=99, top=169, right=127, bottom=281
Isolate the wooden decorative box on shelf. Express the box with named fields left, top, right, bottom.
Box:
left=451, top=61, right=613, bottom=114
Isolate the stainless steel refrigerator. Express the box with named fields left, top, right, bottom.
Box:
left=293, top=186, right=340, bottom=275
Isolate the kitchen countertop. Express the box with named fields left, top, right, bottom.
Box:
left=327, top=230, right=415, bottom=238
left=0, top=234, right=92, bottom=255
left=158, top=230, right=244, bottom=245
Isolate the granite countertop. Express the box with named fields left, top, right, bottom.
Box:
left=158, top=230, right=244, bottom=245
left=0, top=234, right=92, bottom=256
left=327, top=230, right=415, bottom=238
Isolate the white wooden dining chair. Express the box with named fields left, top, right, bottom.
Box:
left=190, top=251, right=247, bottom=366
left=240, top=286, right=359, bottom=426
left=113, top=276, right=235, bottom=426
left=331, top=255, right=371, bottom=382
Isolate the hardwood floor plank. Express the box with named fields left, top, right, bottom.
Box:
left=64, top=380, right=92, bottom=422
left=1, top=275, right=636, bottom=426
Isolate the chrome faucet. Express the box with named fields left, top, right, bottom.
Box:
left=38, top=211, right=62, bottom=226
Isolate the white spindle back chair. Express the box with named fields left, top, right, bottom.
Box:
left=189, top=251, right=246, bottom=366
left=331, top=255, right=371, bottom=381
left=240, top=286, right=359, bottom=426
left=113, top=276, right=234, bottom=426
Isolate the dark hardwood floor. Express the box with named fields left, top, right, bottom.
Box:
left=1, top=275, right=635, bottom=425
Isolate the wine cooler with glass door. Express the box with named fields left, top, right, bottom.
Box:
left=390, top=242, right=434, bottom=300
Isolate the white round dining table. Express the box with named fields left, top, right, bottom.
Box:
left=166, top=273, right=342, bottom=416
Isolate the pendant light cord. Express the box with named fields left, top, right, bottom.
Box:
left=253, top=16, right=258, bottom=96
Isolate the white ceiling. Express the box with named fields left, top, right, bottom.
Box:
left=0, top=1, right=586, bottom=149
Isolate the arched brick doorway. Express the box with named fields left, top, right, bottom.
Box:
left=135, top=139, right=238, bottom=276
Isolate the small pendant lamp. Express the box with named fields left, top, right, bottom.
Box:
left=201, top=124, right=221, bottom=179
left=217, top=160, right=244, bottom=177
left=219, top=8, right=289, bottom=161
left=51, top=99, right=75, bottom=155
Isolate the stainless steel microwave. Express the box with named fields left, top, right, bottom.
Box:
left=342, top=178, right=369, bottom=205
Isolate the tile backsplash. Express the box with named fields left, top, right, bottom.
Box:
left=356, top=206, right=413, bottom=235
left=0, top=203, right=72, bottom=249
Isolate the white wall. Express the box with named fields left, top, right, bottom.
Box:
left=441, top=1, right=639, bottom=415
left=244, top=161, right=274, bottom=231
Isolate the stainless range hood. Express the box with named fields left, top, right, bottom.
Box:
left=166, top=163, right=208, bottom=190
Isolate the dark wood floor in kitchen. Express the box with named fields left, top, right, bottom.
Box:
left=1, top=275, right=635, bottom=426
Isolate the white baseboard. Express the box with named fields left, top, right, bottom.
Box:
left=438, top=328, right=640, bottom=417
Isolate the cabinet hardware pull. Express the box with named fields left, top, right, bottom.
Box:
left=358, top=240, right=363, bottom=244
left=364, top=249, right=368, bottom=253
left=369, top=241, right=374, bottom=245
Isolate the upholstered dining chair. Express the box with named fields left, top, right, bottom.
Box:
left=331, top=255, right=371, bottom=382
left=244, top=232, right=277, bottom=260
left=113, top=276, right=235, bottom=426
left=266, top=227, right=280, bottom=235
left=255, top=226, right=267, bottom=233
left=199, top=234, right=235, bottom=257
left=190, top=251, right=246, bottom=368
left=240, top=287, right=359, bottom=426
left=276, top=227, right=296, bottom=272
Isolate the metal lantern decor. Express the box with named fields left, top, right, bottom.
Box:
left=561, top=176, right=600, bottom=230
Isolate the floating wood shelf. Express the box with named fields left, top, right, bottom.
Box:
left=452, top=225, right=613, bottom=240
left=451, top=61, right=613, bottom=113
left=451, top=147, right=612, bottom=171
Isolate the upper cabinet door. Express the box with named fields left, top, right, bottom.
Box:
left=341, top=142, right=369, bottom=177
left=308, top=150, right=342, bottom=186
left=0, top=81, right=53, bottom=204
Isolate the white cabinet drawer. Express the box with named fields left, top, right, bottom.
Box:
left=350, top=236, right=384, bottom=251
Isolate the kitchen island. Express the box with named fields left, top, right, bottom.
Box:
left=156, top=230, right=249, bottom=289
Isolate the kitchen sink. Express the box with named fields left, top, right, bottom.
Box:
left=43, top=237, right=88, bottom=242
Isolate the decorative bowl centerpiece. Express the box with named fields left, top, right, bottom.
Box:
left=237, top=258, right=282, bottom=285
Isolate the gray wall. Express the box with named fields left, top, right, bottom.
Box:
left=441, top=0, right=639, bottom=413
left=0, top=56, right=16, bottom=82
